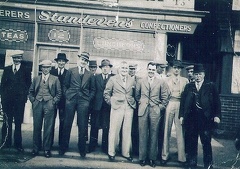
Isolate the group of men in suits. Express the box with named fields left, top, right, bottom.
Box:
left=0, top=51, right=221, bottom=169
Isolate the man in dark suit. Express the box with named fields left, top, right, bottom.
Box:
left=50, top=53, right=69, bottom=147
left=179, top=64, right=221, bottom=169
left=59, top=52, right=95, bottom=157
left=136, top=62, right=169, bottom=167
left=0, top=51, right=31, bottom=152
left=88, top=59, right=112, bottom=154
left=29, top=60, right=61, bottom=158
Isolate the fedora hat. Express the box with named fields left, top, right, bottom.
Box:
left=39, top=60, right=52, bottom=67
left=89, top=60, right=97, bottom=67
left=78, top=51, right=90, bottom=61
left=129, top=64, right=137, bottom=70
left=54, top=53, right=69, bottom=62
left=171, top=60, right=184, bottom=68
left=194, top=64, right=205, bottom=73
left=99, top=59, right=113, bottom=68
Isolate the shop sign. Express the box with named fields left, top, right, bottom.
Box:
left=48, top=29, right=70, bottom=43
left=93, top=37, right=144, bottom=52
left=0, top=28, right=28, bottom=42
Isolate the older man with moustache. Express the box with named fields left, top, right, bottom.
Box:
left=104, top=61, right=136, bottom=162
left=136, top=61, right=170, bottom=168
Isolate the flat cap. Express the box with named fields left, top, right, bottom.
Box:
left=39, top=60, right=52, bottom=67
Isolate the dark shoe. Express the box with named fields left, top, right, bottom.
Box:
left=15, top=147, right=24, bottom=152
left=59, top=150, right=65, bottom=156
left=205, top=164, right=213, bottom=169
left=80, top=152, right=86, bottom=158
left=139, top=160, right=146, bottom=166
left=31, top=150, right=39, bottom=156
left=149, top=160, right=156, bottom=168
left=108, top=154, right=115, bottom=162
left=161, top=159, right=167, bottom=165
left=178, top=161, right=188, bottom=167
left=123, top=156, right=133, bottom=162
left=44, top=151, right=52, bottom=158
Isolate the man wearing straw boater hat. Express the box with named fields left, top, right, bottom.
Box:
left=0, top=51, right=31, bottom=152
left=50, top=53, right=69, bottom=147
left=179, top=64, right=221, bottom=169
left=29, top=60, right=61, bottom=158
left=59, top=51, right=95, bottom=157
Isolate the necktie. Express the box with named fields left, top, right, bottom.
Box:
left=80, top=67, right=83, bottom=74
left=43, top=76, right=46, bottom=84
left=13, top=65, right=17, bottom=74
left=196, top=83, right=200, bottom=91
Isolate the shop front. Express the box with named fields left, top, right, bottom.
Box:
left=0, top=2, right=205, bottom=123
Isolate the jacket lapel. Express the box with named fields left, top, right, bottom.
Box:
left=82, top=69, right=91, bottom=87
left=116, top=75, right=125, bottom=89
left=35, top=76, right=41, bottom=92
left=48, top=75, right=54, bottom=89
left=71, top=67, right=81, bottom=82
left=143, top=77, right=150, bottom=90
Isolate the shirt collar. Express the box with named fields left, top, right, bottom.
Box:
left=13, top=64, right=21, bottom=71
left=42, top=73, right=50, bottom=80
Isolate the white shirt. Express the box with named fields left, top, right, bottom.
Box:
left=102, top=74, right=108, bottom=80
left=58, top=68, right=64, bottom=75
left=78, top=66, right=85, bottom=74
left=12, top=64, right=21, bottom=72
left=195, top=80, right=204, bottom=91
left=42, top=74, right=50, bottom=82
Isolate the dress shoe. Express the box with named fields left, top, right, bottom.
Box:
left=44, top=150, right=52, bottom=158
left=122, top=156, right=133, bottom=162
left=108, top=154, right=115, bottom=161
left=15, top=147, right=24, bottom=152
left=80, top=152, right=86, bottom=158
left=58, top=150, right=65, bottom=156
left=205, top=164, right=213, bottom=169
left=161, top=159, right=167, bottom=165
left=149, top=160, right=156, bottom=168
left=31, top=150, right=39, bottom=156
left=139, top=160, right=146, bottom=166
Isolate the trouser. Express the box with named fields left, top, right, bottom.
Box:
left=108, top=103, right=133, bottom=157
left=32, top=100, right=55, bottom=151
left=60, top=96, right=89, bottom=154
left=1, top=97, right=25, bottom=148
left=162, top=101, right=186, bottom=162
left=139, top=105, right=161, bottom=161
left=185, top=108, right=213, bottom=167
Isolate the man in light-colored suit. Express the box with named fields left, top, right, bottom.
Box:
left=136, top=61, right=169, bottom=168
left=29, top=60, right=61, bottom=158
left=162, top=60, right=188, bottom=166
left=104, top=61, right=136, bottom=162
left=59, top=52, right=95, bottom=157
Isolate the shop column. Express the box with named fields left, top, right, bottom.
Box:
left=154, top=32, right=167, bottom=63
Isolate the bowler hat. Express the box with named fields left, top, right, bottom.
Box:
left=78, top=51, right=90, bottom=61
left=99, top=59, right=113, bottom=68
left=54, top=53, right=69, bottom=62
left=89, top=60, right=97, bottom=67
left=194, top=64, right=205, bottom=73
left=171, top=60, right=184, bottom=68
left=39, top=60, right=52, bottom=67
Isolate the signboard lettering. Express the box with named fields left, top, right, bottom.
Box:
left=140, top=22, right=191, bottom=32
left=48, top=29, right=70, bottom=43
left=0, top=28, right=28, bottom=42
left=93, top=37, right=144, bottom=52
left=0, top=9, right=30, bottom=19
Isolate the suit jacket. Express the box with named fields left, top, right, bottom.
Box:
left=50, top=68, right=68, bottom=108
left=136, top=76, right=170, bottom=117
left=165, top=76, right=189, bottom=99
left=179, top=81, right=221, bottom=123
left=28, top=74, right=61, bottom=104
left=63, top=67, right=95, bottom=102
left=104, top=74, right=136, bottom=110
left=0, top=64, right=31, bottom=102
left=92, top=73, right=112, bottom=111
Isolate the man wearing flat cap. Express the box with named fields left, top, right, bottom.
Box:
left=162, top=60, right=188, bottom=166
left=0, top=51, right=31, bottom=152
left=156, top=61, right=168, bottom=79
left=179, top=64, right=221, bottom=169
left=29, top=60, right=61, bottom=158
left=186, top=65, right=194, bottom=82
left=50, top=53, right=69, bottom=147
left=59, top=51, right=95, bottom=157
left=89, top=59, right=113, bottom=153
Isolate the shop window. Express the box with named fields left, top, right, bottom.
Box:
left=231, top=55, right=240, bottom=94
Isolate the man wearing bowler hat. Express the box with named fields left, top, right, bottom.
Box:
left=89, top=59, right=113, bottom=153
left=29, top=60, right=61, bottom=158
left=59, top=51, right=95, bottom=157
left=179, top=64, right=221, bottom=169
left=89, top=60, right=98, bottom=75
left=50, top=53, right=69, bottom=147
left=0, top=51, right=31, bottom=152
left=162, top=60, right=188, bottom=166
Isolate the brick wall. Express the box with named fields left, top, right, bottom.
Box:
left=218, top=94, right=240, bottom=139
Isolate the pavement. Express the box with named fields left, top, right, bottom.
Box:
left=0, top=122, right=239, bottom=169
